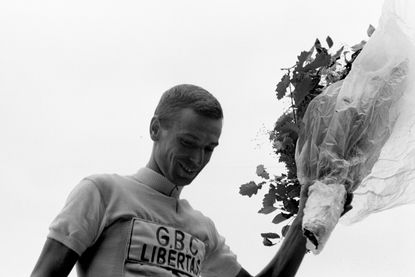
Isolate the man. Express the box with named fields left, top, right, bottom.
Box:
left=31, top=84, right=346, bottom=277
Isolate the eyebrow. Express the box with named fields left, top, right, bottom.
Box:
left=181, top=134, right=219, bottom=147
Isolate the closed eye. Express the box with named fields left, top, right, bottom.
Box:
left=180, top=139, right=196, bottom=148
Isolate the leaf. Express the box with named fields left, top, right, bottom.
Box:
left=282, top=136, right=294, bottom=149
left=287, top=185, right=301, bottom=198
left=261, top=232, right=281, bottom=239
left=351, top=40, right=366, bottom=51
left=305, top=45, right=315, bottom=63
left=303, top=50, right=331, bottom=71
left=274, top=112, right=296, bottom=132
left=274, top=173, right=287, bottom=182
left=326, top=36, right=333, bottom=48
left=332, top=46, right=344, bottom=61
left=279, top=120, right=299, bottom=135
left=284, top=199, right=299, bottom=214
left=367, top=24, right=376, bottom=37
left=296, top=51, right=311, bottom=71
left=292, top=74, right=319, bottom=105
left=276, top=74, right=291, bottom=100
left=272, top=140, right=283, bottom=151
left=314, top=38, right=322, bottom=53
left=263, top=237, right=276, bottom=246
left=239, top=181, right=258, bottom=197
left=293, top=75, right=312, bottom=105
left=257, top=181, right=266, bottom=189
left=258, top=206, right=277, bottom=214
left=256, top=164, right=270, bottom=180
left=272, top=212, right=289, bottom=224
left=281, top=225, right=290, bottom=237
left=276, top=183, right=287, bottom=196
left=262, top=187, right=277, bottom=207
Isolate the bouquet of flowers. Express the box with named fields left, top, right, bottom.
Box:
left=295, top=0, right=414, bottom=254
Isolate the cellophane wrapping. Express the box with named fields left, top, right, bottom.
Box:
left=295, top=0, right=415, bottom=254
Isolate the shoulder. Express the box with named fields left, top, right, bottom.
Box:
left=83, top=172, right=122, bottom=186
left=82, top=173, right=132, bottom=194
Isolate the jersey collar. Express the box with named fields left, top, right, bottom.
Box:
left=133, top=167, right=182, bottom=199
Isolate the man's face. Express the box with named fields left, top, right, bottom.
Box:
left=152, top=108, right=222, bottom=186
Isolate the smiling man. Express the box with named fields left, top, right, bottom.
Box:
left=31, top=84, right=311, bottom=277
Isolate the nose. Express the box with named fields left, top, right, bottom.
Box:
left=189, top=148, right=204, bottom=167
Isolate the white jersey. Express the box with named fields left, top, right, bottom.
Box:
left=48, top=167, right=241, bottom=277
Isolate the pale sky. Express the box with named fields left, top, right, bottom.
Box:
left=1, top=0, right=414, bottom=276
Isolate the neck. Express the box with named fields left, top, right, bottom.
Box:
left=134, top=167, right=183, bottom=198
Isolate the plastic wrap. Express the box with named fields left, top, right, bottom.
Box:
left=302, top=182, right=346, bottom=254
left=295, top=0, right=415, bottom=254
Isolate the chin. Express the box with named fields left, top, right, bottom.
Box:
left=176, top=177, right=194, bottom=187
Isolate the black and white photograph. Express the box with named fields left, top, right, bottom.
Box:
left=1, top=0, right=415, bottom=276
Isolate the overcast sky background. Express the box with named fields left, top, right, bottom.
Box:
left=1, top=0, right=415, bottom=276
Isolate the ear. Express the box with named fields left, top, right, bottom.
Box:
left=149, top=116, right=161, bottom=141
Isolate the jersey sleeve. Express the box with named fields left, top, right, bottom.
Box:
left=201, top=219, right=242, bottom=277
left=47, top=178, right=106, bottom=256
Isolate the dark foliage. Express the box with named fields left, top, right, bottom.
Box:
left=239, top=27, right=374, bottom=245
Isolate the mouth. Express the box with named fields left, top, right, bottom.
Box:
left=178, top=162, right=197, bottom=175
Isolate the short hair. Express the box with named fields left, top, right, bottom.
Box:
left=154, top=84, right=223, bottom=127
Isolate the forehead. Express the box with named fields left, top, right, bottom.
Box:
left=171, top=108, right=222, bottom=140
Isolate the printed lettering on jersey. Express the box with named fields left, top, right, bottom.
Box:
left=125, top=218, right=206, bottom=277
